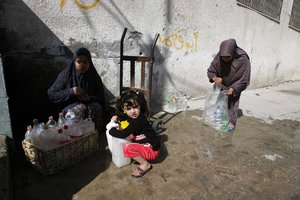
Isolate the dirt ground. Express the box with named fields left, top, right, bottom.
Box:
left=11, top=109, right=300, bottom=200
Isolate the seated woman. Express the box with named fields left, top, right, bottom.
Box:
left=47, top=47, right=106, bottom=134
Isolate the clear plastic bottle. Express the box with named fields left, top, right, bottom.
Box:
left=57, top=128, right=68, bottom=144
left=46, top=116, right=57, bottom=128
left=182, top=93, right=188, bottom=111
left=214, top=105, right=222, bottom=130
left=24, top=125, right=32, bottom=141
left=39, top=124, right=57, bottom=151
left=70, top=120, right=83, bottom=137
left=79, top=118, right=95, bottom=135
left=62, top=125, right=71, bottom=142
left=31, top=119, right=43, bottom=148
left=58, top=112, right=66, bottom=128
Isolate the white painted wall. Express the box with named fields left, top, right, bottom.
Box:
left=3, top=0, right=300, bottom=107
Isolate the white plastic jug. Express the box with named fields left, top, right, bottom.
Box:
left=111, top=137, right=131, bottom=168
left=80, top=118, right=95, bottom=135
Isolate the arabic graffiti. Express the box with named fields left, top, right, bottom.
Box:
left=60, top=0, right=100, bottom=10
left=159, top=29, right=199, bottom=53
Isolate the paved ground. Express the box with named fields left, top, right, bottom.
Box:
left=11, top=81, right=300, bottom=200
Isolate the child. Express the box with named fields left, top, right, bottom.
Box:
left=106, top=90, right=160, bottom=178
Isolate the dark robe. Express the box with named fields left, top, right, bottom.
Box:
left=207, top=39, right=251, bottom=123
left=47, top=47, right=105, bottom=111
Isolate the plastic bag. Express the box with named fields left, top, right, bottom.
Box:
left=202, top=84, right=229, bottom=132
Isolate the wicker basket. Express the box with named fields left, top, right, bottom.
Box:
left=22, top=130, right=99, bottom=175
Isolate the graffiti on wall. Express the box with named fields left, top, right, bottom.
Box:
left=60, top=0, right=100, bottom=10
left=159, top=29, right=199, bottom=53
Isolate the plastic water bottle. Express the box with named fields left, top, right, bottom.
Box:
left=46, top=116, right=57, bottom=128
left=62, top=125, right=71, bottom=142
left=70, top=120, right=83, bottom=137
left=57, top=128, right=70, bottom=143
left=58, top=112, right=66, bottom=128
left=39, top=124, right=58, bottom=151
left=214, top=105, right=222, bottom=130
left=182, top=93, right=188, bottom=111
left=31, top=119, right=43, bottom=148
left=24, top=125, right=32, bottom=140
left=79, top=118, right=95, bottom=135
left=214, top=106, right=222, bottom=120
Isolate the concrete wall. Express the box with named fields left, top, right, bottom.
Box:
left=0, top=1, right=299, bottom=138
left=1, top=0, right=300, bottom=100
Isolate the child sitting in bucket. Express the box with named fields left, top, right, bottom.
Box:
left=106, top=89, right=160, bottom=178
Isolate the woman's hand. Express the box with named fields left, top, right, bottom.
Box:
left=226, top=88, right=234, bottom=96
left=77, top=93, right=91, bottom=101
left=73, top=86, right=85, bottom=96
left=212, top=77, right=223, bottom=85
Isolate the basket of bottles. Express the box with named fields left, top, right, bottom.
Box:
left=22, top=113, right=98, bottom=175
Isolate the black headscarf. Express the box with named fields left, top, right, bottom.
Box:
left=72, top=47, right=94, bottom=91
left=48, top=47, right=105, bottom=109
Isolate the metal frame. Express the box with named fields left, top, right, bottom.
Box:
left=119, top=28, right=159, bottom=111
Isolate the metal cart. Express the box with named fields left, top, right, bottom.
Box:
left=119, top=28, right=164, bottom=132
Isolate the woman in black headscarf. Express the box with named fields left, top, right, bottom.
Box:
left=48, top=47, right=106, bottom=133
left=207, top=39, right=251, bottom=131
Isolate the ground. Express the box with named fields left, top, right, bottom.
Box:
left=11, top=109, right=300, bottom=200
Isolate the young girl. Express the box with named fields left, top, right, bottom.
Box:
left=106, top=90, right=160, bottom=178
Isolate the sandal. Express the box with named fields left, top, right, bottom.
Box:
left=132, top=161, right=139, bottom=165
left=227, top=122, right=236, bottom=132
left=131, top=165, right=153, bottom=178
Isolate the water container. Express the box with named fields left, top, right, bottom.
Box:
left=24, top=125, right=32, bottom=140
left=213, top=105, right=222, bottom=130
left=111, top=137, right=131, bottom=168
left=70, top=121, right=83, bottom=137
left=31, top=119, right=43, bottom=148
left=57, top=128, right=70, bottom=143
left=61, top=125, right=71, bottom=142
left=79, top=118, right=95, bottom=135
left=39, top=124, right=58, bottom=151
left=58, top=112, right=66, bottom=128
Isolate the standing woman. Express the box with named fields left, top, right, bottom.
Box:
left=207, top=39, right=251, bottom=131
left=48, top=47, right=106, bottom=134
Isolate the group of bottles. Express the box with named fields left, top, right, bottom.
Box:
left=167, top=91, right=189, bottom=112
left=213, top=105, right=228, bottom=132
left=24, top=112, right=95, bottom=151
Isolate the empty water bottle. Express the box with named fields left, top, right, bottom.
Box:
left=58, top=112, right=66, bottom=128
left=70, top=120, right=83, bottom=137
left=39, top=124, right=58, bottom=151
left=57, top=128, right=70, bottom=143
left=31, top=119, right=43, bottom=148
left=214, top=105, right=222, bottom=120
left=213, top=105, right=222, bottom=130
left=24, top=125, right=32, bottom=141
